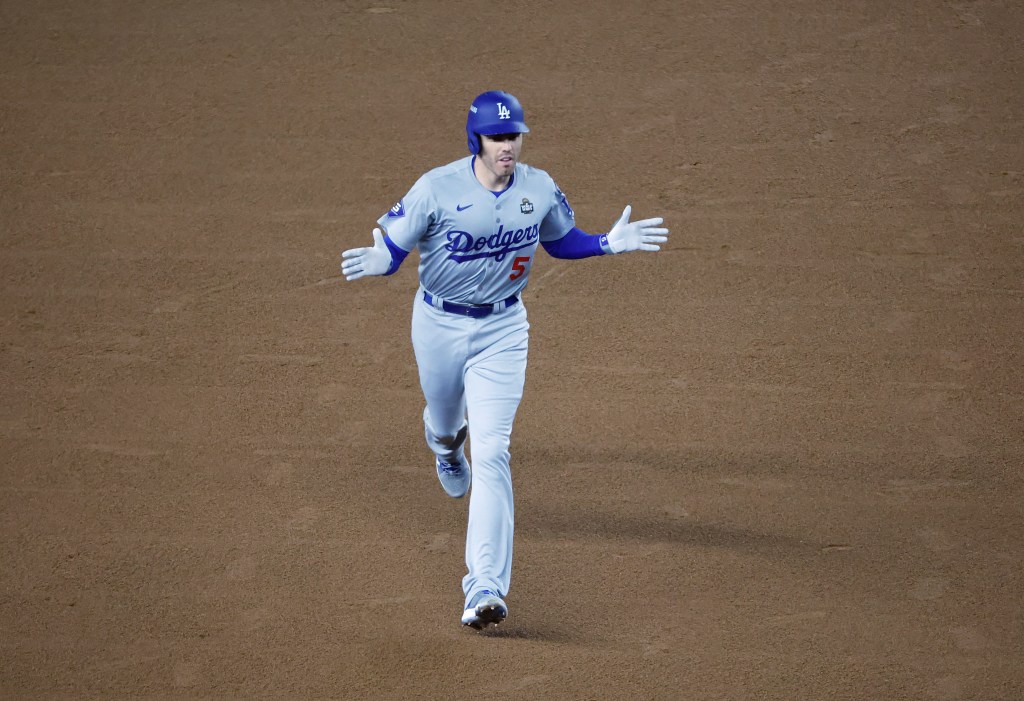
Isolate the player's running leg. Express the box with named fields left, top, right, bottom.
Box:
left=411, top=298, right=472, bottom=496
left=460, top=305, right=529, bottom=616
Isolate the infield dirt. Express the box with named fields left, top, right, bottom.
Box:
left=2, top=1, right=1022, bottom=699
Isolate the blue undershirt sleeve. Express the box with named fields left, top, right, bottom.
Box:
left=383, top=235, right=410, bottom=276
left=541, top=227, right=610, bottom=260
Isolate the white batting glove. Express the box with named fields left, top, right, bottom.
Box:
left=605, top=205, right=669, bottom=254
left=341, top=228, right=391, bottom=281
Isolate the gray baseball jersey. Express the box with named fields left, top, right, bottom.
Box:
left=377, top=156, right=576, bottom=304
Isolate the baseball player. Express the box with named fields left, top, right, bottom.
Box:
left=341, top=90, right=668, bottom=630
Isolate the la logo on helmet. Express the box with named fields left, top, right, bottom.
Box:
left=497, top=103, right=511, bottom=120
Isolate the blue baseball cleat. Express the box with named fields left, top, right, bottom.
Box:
left=436, top=454, right=471, bottom=498
left=461, top=589, right=508, bottom=630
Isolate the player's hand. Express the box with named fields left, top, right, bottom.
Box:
left=606, top=205, right=669, bottom=254
left=341, top=228, right=391, bottom=281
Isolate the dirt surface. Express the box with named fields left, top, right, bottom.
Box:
left=2, top=1, right=1023, bottom=699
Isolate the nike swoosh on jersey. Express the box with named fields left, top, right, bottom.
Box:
left=456, top=204, right=474, bottom=211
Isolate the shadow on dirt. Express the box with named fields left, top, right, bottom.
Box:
left=469, top=623, right=578, bottom=643
left=519, top=505, right=816, bottom=555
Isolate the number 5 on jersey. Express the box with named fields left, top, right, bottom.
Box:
left=510, top=256, right=531, bottom=281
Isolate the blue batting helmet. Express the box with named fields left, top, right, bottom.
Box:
left=465, top=90, right=530, bottom=155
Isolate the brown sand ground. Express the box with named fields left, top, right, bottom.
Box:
left=2, top=1, right=1022, bottom=699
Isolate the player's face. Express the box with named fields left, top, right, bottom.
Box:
left=478, top=133, right=523, bottom=179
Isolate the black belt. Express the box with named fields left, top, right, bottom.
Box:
left=422, top=291, right=519, bottom=318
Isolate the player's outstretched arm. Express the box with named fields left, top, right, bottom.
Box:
left=340, top=228, right=407, bottom=281
left=605, top=205, right=669, bottom=254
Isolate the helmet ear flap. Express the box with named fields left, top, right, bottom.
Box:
left=466, top=131, right=480, bottom=155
